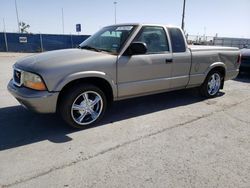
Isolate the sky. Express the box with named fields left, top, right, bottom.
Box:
left=0, top=0, right=250, bottom=38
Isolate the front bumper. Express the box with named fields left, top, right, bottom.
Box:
left=8, top=79, right=59, bottom=113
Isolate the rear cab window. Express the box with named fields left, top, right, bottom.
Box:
left=168, top=28, right=186, bottom=53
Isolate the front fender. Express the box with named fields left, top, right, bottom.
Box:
left=53, top=71, right=117, bottom=98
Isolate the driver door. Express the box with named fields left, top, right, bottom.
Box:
left=117, top=26, right=173, bottom=98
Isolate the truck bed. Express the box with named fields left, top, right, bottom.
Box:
left=188, top=45, right=239, bottom=52
left=187, top=45, right=240, bottom=87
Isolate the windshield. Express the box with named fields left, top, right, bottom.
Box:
left=79, top=25, right=136, bottom=54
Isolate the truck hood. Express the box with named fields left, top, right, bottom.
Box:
left=15, top=48, right=116, bottom=72
left=14, top=48, right=117, bottom=92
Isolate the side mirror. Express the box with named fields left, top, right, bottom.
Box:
left=125, top=42, right=147, bottom=56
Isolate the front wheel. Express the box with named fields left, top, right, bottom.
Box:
left=59, top=84, right=107, bottom=129
left=199, top=71, right=223, bottom=98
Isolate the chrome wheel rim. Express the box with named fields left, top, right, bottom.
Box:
left=71, top=91, right=103, bottom=126
left=207, top=73, right=221, bottom=95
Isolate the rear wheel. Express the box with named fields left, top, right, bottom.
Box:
left=200, top=70, right=223, bottom=98
left=59, top=84, right=107, bottom=128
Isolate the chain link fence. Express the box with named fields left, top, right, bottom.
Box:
left=1, top=32, right=250, bottom=52
left=213, top=37, right=250, bottom=49
left=186, top=34, right=250, bottom=49
left=0, top=32, right=90, bottom=52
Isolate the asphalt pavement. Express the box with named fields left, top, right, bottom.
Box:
left=0, top=52, right=250, bottom=188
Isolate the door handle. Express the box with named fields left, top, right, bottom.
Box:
left=165, top=58, right=173, bottom=64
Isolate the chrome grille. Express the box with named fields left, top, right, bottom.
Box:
left=13, top=68, right=22, bottom=86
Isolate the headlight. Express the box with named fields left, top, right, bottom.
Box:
left=22, top=71, right=46, bottom=91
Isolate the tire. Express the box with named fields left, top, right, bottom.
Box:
left=199, top=70, right=223, bottom=98
left=59, top=84, right=107, bottom=129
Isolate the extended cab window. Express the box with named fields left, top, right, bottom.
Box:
left=168, top=28, right=186, bottom=53
left=134, top=26, right=169, bottom=54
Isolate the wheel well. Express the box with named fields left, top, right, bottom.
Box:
left=210, top=66, right=225, bottom=78
left=57, top=77, right=114, bottom=111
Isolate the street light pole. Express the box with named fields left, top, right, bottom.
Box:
left=61, top=8, right=65, bottom=34
left=14, top=0, right=20, bottom=33
left=3, top=18, right=6, bottom=32
left=114, top=1, right=117, bottom=24
left=181, top=0, right=186, bottom=31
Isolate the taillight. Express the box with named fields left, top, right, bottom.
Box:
left=237, top=54, right=241, bottom=64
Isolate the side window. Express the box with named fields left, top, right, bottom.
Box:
left=168, top=28, right=186, bottom=53
left=134, top=26, right=169, bottom=54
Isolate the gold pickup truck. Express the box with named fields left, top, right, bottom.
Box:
left=8, top=24, right=241, bottom=128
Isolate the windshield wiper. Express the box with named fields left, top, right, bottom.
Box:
left=98, top=48, right=113, bottom=53
left=79, top=45, right=101, bottom=52
left=79, top=45, right=115, bottom=54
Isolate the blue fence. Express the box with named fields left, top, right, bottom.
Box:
left=0, top=32, right=90, bottom=52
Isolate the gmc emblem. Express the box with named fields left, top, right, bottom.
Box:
left=15, top=71, right=20, bottom=78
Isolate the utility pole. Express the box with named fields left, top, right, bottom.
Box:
left=181, top=0, right=186, bottom=31
left=204, top=26, right=206, bottom=42
left=39, top=33, right=44, bottom=52
left=3, top=18, right=8, bottom=51
left=3, top=18, right=6, bottom=32
left=114, top=1, right=117, bottom=24
left=15, top=0, right=20, bottom=33
left=62, top=8, right=65, bottom=34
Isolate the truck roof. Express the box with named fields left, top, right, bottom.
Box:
left=106, top=23, right=180, bottom=29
